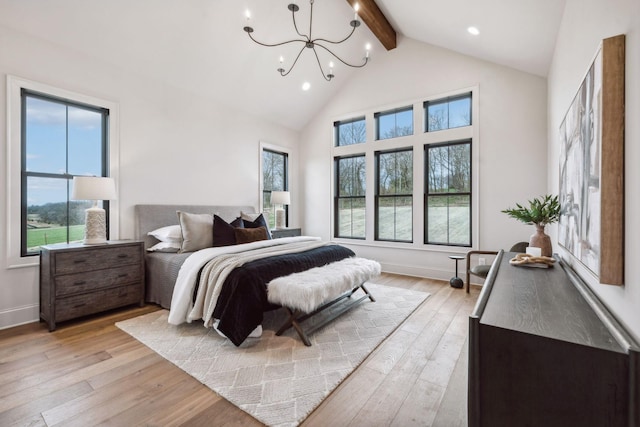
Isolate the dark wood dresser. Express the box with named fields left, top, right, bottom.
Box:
left=40, top=240, right=145, bottom=331
left=271, top=228, right=302, bottom=238
left=469, top=251, right=639, bottom=427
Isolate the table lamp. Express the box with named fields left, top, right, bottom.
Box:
left=271, top=191, right=290, bottom=230
left=71, top=176, right=117, bottom=244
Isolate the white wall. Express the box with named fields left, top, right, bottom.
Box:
left=0, top=25, right=300, bottom=329
left=300, top=37, right=549, bottom=281
left=548, top=0, right=640, bottom=341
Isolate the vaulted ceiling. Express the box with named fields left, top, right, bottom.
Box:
left=1, top=0, right=566, bottom=130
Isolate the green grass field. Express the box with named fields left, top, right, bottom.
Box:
left=338, top=206, right=470, bottom=244
left=27, top=225, right=85, bottom=251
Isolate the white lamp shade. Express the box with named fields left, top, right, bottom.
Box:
left=72, top=176, right=117, bottom=201
left=271, top=191, right=290, bottom=205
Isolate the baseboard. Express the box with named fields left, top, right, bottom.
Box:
left=0, top=304, right=39, bottom=330
left=380, top=263, right=452, bottom=282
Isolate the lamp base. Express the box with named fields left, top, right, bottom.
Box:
left=275, top=208, right=286, bottom=230
left=84, top=207, right=107, bottom=245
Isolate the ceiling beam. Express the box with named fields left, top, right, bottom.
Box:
left=345, top=0, right=397, bottom=50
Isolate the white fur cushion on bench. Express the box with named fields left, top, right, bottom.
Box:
left=267, top=257, right=381, bottom=313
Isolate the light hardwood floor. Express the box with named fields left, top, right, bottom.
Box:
left=0, top=273, right=479, bottom=426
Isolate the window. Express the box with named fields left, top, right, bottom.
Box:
left=375, top=106, right=413, bottom=140
left=21, top=90, right=110, bottom=256
left=334, top=116, right=366, bottom=146
left=262, top=148, right=289, bottom=229
left=331, top=88, right=476, bottom=249
left=425, top=140, right=472, bottom=246
left=425, top=92, right=472, bottom=132
left=375, top=148, right=413, bottom=242
left=334, top=155, right=366, bottom=239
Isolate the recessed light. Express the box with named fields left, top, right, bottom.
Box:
left=302, top=82, right=311, bottom=91
left=467, top=26, right=480, bottom=36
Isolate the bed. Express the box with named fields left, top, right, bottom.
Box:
left=135, top=204, right=255, bottom=309
left=134, top=204, right=361, bottom=346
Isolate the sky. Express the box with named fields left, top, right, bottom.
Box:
left=25, top=96, right=105, bottom=206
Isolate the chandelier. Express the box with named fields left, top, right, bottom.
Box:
left=243, top=1, right=370, bottom=81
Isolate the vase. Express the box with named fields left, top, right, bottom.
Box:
left=529, top=225, right=552, bottom=257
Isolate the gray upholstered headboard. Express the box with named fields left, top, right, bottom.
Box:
left=134, top=204, right=255, bottom=249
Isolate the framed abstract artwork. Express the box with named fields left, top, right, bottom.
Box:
left=558, top=34, right=625, bottom=285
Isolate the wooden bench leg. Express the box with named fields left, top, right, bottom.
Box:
left=275, top=284, right=375, bottom=346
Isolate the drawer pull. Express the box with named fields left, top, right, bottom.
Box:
left=73, top=303, right=87, bottom=309
left=73, top=281, right=87, bottom=286
left=118, top=274, right=128, bottom=278
left=73, top=259, right=87, bottom=264
left=117, top=254, right=129, bottom=259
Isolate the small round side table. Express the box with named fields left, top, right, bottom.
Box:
left=448, top=255, right=465, bottom=289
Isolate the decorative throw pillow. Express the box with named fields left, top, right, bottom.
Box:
left=241, top=212, right=272, bottom=239
left=234, top=226, right=268, bottom=244
left=177, top=211, right=214, bottom=253
left=147, top=224, right=182, bottom=243
left=212, top=215, right=244, bottom=247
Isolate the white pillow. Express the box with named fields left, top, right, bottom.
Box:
left=148, top=225, right=182, bottom=243
left=177, top=211, right=214, bottom=253
left=146, top=241, right=181, bottom=252
left=240, top=211, right=268, bottom=222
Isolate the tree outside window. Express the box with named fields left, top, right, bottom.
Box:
left=376, top=148, right=413, bottom=242
left=425, top=93, right=472, bottom=132
left=334, top=117, right=366, bottom=146
left=262, top=149, right=288, bottom=229
left=335, top=155, right=366, bottom=238
left=376, top=107, right=413, bottom=140
left=425, top=140, right=472, bottom=246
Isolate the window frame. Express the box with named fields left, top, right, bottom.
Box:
left=334, top=154, right=366, bottom=239
left=375, top=106, right=414, bottom=141
left=424, top=139, right=473, bottom=247
left=334, top=116, right=366, bottom=147
left=260, top=143, right=290, bottom=229
left=374, top=147, right=414, bottom=243
left=6, top=75, right=120, bottom=268
left=424, top=92, right=473, bottom=133
left=20, top=89, right=111, bottom=257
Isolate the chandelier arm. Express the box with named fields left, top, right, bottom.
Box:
left=308, top=0, right=314, bottom=40
left=314, top=42, right=369, bottom=68
left=246, top=32, right=308, bottom=48
left=312, top=24, right=357, bottom=46
left=279, top=44, right=308, bottom=77
left=311, top=46, right=332, bottom=81
left=291, top=5, right=309, bottom=39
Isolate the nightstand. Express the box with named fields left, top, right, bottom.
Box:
left=271, top=228, right=302, bottom=239
left=39, top=240, right=145, bottom=331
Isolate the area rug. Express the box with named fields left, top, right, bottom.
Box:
left=116, top=283, right=429, bottom=427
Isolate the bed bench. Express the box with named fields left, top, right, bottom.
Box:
left=267, top=257, right=381, bottom=346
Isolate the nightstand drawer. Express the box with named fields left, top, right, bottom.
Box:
left=55, top=283, right=142, bottom=322
left=55, top=245, right=142, bottom=274
left=271, top=228, right=302, bottom=238
left=55, top=264, right=142, bottom=297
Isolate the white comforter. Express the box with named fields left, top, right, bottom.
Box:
left=167, top=236, right=322, bottom=326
